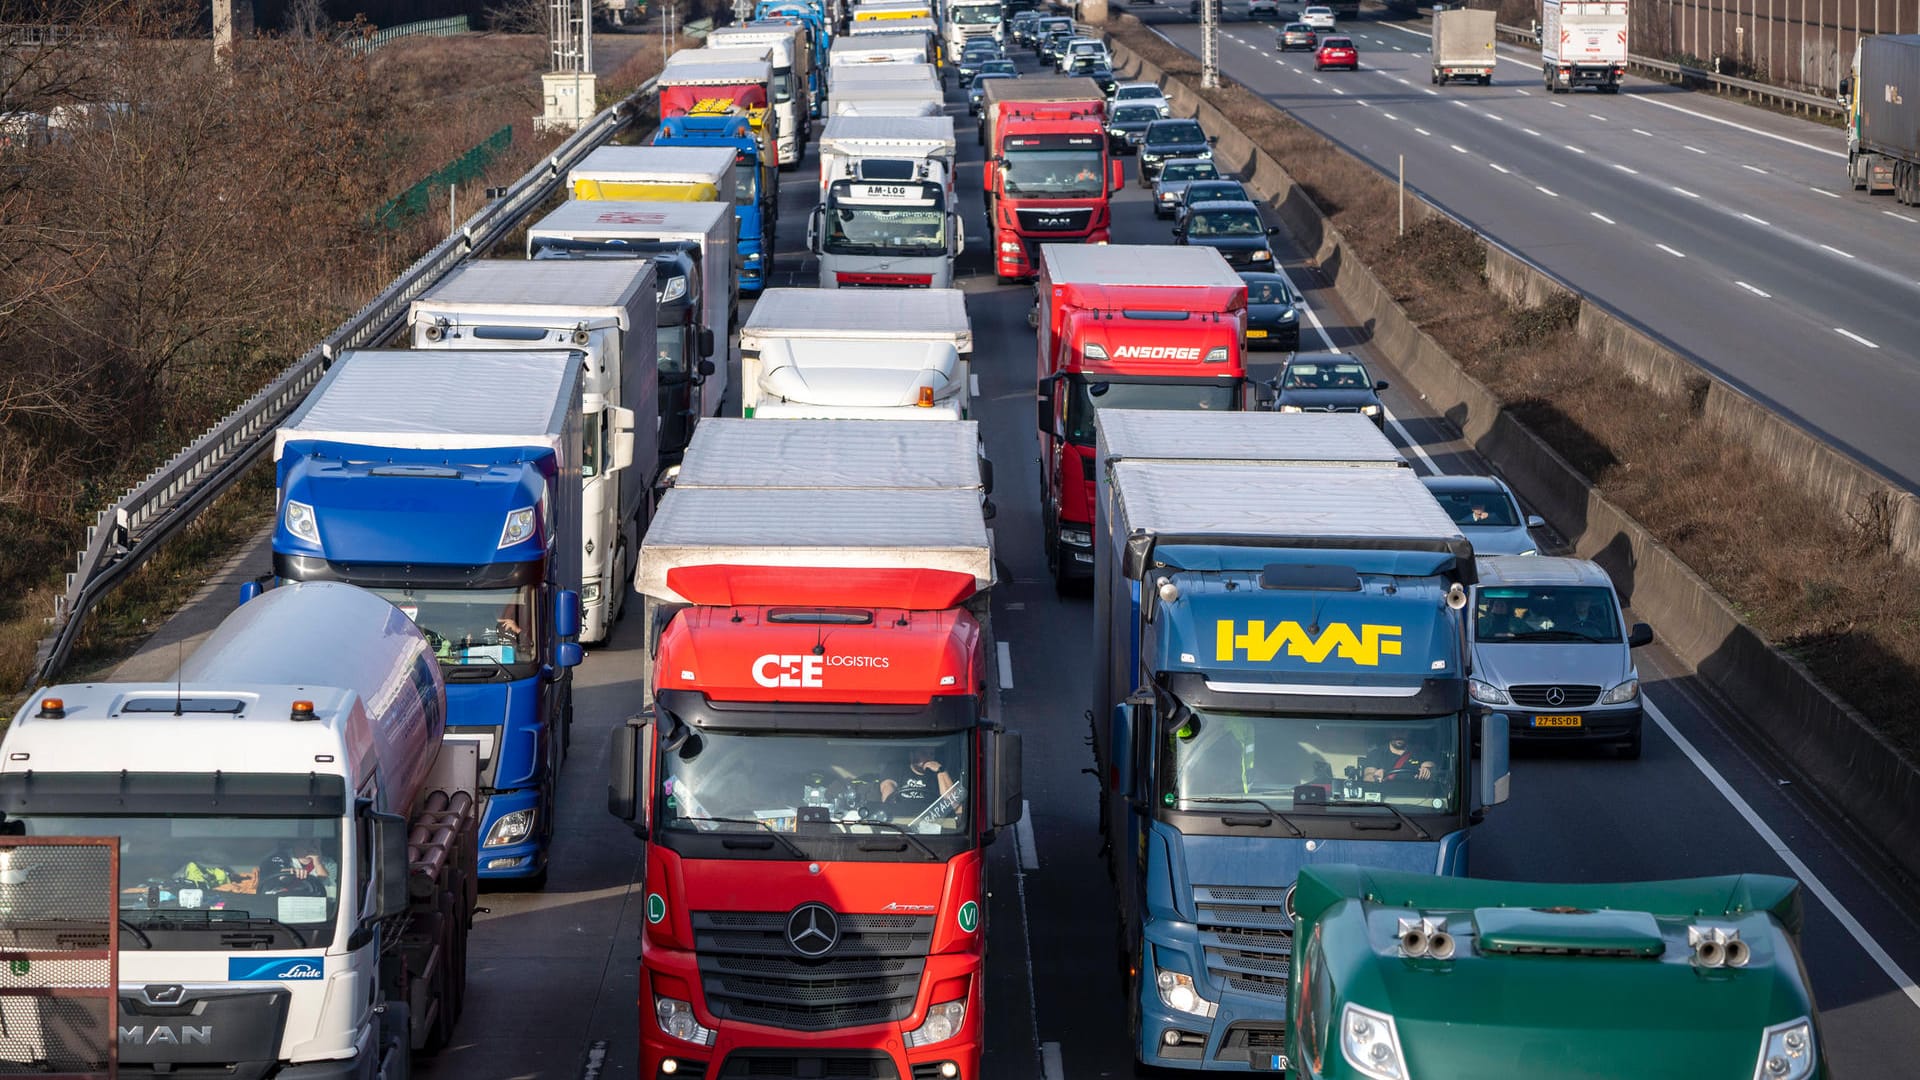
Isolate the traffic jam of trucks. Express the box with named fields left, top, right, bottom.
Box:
left=2, top=8, right=1841, bottom=1080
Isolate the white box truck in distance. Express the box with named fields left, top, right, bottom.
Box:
left=740, top=287, right=974, bottom=421
left=1, top=582, right=480, bottom=1079
left=1541, top=0, right=1628, bottom=92
left=708, top=24, right=813, bottom=159
left=1432, top=7, right=1496, bottom=85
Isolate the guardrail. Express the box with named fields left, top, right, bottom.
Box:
left=345, top=15, right=472, bottom=55
left=1490, top=20, right=1841, bottom=119
left=28, top=75, right=663, bottom=689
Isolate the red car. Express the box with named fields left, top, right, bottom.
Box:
left=1315, top=35, right=1359, bottom=70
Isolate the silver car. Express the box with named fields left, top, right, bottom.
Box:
left=1467, top=557, right=1654, bottom=758
left=1150, top=156, right=1223, bottom=218
left=1423, top=474, right=1545, bottom=556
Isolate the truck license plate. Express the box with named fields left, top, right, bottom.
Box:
left=1533, top=715, right=1583, bottom=728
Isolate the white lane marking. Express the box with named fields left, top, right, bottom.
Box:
left=1735, top=280, right=1772, bottom=298
left=1016, top=800, right=1040, bottom=870
left=1643, top=696, right=1920, bottom=1012
left=1810, top=186, right=1841, bottom=198
left=1382, top=111, right=1399, bottom=120
left=1041, top=1043, right=1066, bottom=1080
left=1332, top=87, right=1347, bottom=95
left=1313, top=76, right=1324, bottom=84
left=1393, top=44, right=1404, bottom=51
left=1423, top=87, right=1439, bottom=95
left=1536, top=185, right=1559, bottom=197
left=1357, top=99, right=1371, bottom=107
left=1589, top=113, right=1608, bottom=121
left=998, top=640, right=1014, bottom=689
left=1684, top=145, right=1707, bottom=154
left=1453, top=100, right=1472, bottom=109
left=1271, top=266, right=1338, bottom=355
left=1489, top=162, right=1511, bottom=173
left=1415, top=127, right=1432, bottom=136
left=1396, top=76, right=1411, bottom=85
left=1383, top=409, right=1441, bottom=475
left=1741, top=164, right=1768, bottom=174
left=1673, top=186, right=1701, bottom=199
left=1612, top=163, right=1640, bottom=174
left=1656, top=243, right=1687, bottom=257
left=1590, top=211, right=1615, bottom=224
left=1741, top=212, right=1772, bottom=226
left=1449, top=143, right=1469, bottom=153
left=1564, top=144, right=1588, bottom=154
left=1820, top=243, right=1856, bottom=259
left=1886, top=210, right=1920, bottom=223
left=1629, top=94, right=1846, bottom=158
left=1632, top=127, right=1655, bottom=136
left=971, top=373, right=981, bottom=397
left=1516, top=88, right=1531, bottom=95
left=1835, top=328, right=1880, bottom=348
left=1523, top=127, right=1541, bottom=136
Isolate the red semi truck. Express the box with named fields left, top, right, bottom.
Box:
left=607, top=419, right=1022, bottom=1080
left=1033, top=244, right=1250, bottom=586
left=980, top=76, right=1122, bottom=282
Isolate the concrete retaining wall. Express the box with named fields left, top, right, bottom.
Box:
left=1105, top=19, right=1920, bottom=883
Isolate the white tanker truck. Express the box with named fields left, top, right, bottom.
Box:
left=0, top=582, right=479, bottom=1078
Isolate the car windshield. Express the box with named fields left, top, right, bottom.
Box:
left=366, top=585, right=540, bottom=675
left=1284, top=23, right=1310, bottom=32
left=1475, top=586, right=1622, bottom=643
left=1115, top=105, right=1160, bottom=123
left=1160, top=160, right=1219, bottom=181
left=1148, top=121, right=1206, bottom=145
left=1185, top=208, right=1264, bottom=236
left=1187, top=182, right=1247, bottom=202
left=824, top=202, right=947, bottom=256
left=1431, top=487, right=1520, bottom=528
left=1161, top=711, right=1460, bottom=816
left=657, top=728, right=974, bottom=840
left=1001, top=149, right=1105, bottom=197
left=981, top=61, right=1016, bottom=75
left=1066, top=378, right=1239, bottom=446
left=1245, top=279, right=1295, bottom=304
left=12, top=814, right=344, bottom=949
left=1282, top=361, right=1370, bottom=389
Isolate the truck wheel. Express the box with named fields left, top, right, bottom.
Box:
left=1480, top=73, right=1492, bottom=86
left=1430, top=70, right=1438, bottom=84
left=612, top=540, right=631, bottom=625
left=379, top=1001, right=413, bottom=1080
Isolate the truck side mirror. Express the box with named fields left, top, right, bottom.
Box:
left=1111, top=701, right=1143, bottom=796
left=608, top=406, right=637, bottom=471
left=1628, top=622, right=1654, bottom=649
left=1476, top=713, right=1511, bottom=807
left=807, top=205, right=823, bottom=251
left=372, top=809, right=410, bottom=918
left=699, top=327, right=717, bottom=359
left=1036, top=375, right=1058, bottom=434
left=988, top=728, right=1024, bottom=829
left=555, top=589, right=583, bottom=650
left=238, top=579, right=265, bottom=606
left=1109, top=158, right=1124, bottom=194
left=978, top=455, right=994, bottom=494
left=950, top=211, right=965, bottom=254
left=607, top=712, right=653, bottom=828
left=698, top=358, right=717, bottom=377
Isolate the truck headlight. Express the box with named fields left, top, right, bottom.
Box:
left=581, top=581, right=603, bottom=605
left=1000, top=241, right=1022, bottom=253
left=1277, top=404, right=1304, bottom=413
left=1204, top=347, right=1228, bottom=362
left=485, top=809, right=536, bottom=847
left=1154, top=969, right=1217, bottom=1019
left=654, top=996, right=717, bottom=1046
left=1250, top=250, right=1271, bottom=262
left=1060, top=526, right=1092, bottom=548
left=1600, top=678, right=1639, bottom=704
left=1082, top=343, right=1108, bottom=359
left=904, top=999, right=967, bottom=1047
left=1468, top=678, right=1511, bottom=705
left=744, top=252, right=763, bottom=264
left=284, top=500, right=320, bottom=544
left=1341, top=1004, right=1407, bottom=1080
left=660, top=275, right=688, bottom=303
left=499, top=506, right=537, bottom=548
left=1754, top=1017, right=1816, bottom=1080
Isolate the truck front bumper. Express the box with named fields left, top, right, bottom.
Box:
left=995, top=228, right=1108, bottom=280
left=1136, top=925, right=1291, bottom=1072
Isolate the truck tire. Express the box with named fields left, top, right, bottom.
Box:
left=379, top=1001, right=412, bottom=1080
left=1480, top=73, right=1492, bottom=86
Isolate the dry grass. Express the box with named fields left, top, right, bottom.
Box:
left=1111, top=18, right=1920, bottom=757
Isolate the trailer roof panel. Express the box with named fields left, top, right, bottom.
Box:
left=743, top=288, right=970, bottom=347
left=418, top=259, right=653, bottom=312
left=674, top=419, right=982, bottom=490
left=529, top=199, right=732, bottom=239
left=819, top=114, right=956, bottom=153
left=1111, top=461, right=1464, bottom=544
left=1041, top=244, right=1245, bottom=288
left=1097, top=410, right=1405, bottom=467
left=279, top=349, right=576, bottom=455
left=570, top=145, right=735, bottom=181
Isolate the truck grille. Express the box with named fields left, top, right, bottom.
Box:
left=1015, top=207, right=1092, bottom=233
left=1194, top=884, right=1292, bottom=1001
left=693, top=910, right=932, bottom=1032
left=718, top=1050, right=900, bottom=1079
left=1290, top=404, right=1361, bottom=413
left=1508, top=684, right=1601, bottom=708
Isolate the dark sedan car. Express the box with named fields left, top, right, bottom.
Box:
left=968, top=70, right=1015, bottom=114
left=1009, top=11, right=1040, bottom=45
left=1239, top=271, right=1301, bottom=351
left=1174, top=199, right=1279, bottom=268
left=1173, top=178, right=1250, bottom=220
left=1277, top=22, right=1317, bottom=51
left=1151, top=156, right=1222, bottom=218
left=1138, top=117, right=1213, bottom=185
left=957, top=43, right=1004, bottom=84
left=1067, top=56, right=1119, bottom=97
left=1270, top=355, right=1389, bottom=427
left=1106, top=101, right=1163, bottom=152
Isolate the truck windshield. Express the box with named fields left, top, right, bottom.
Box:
left=10, top=814, right=344, bottom=950
left=1066, top=377, right=1239, bottom=446
left=1001, top=149, right=1105, bottom=197
left=953, top=4, right=1002, bottom=22
left=367, top=585, right=541, bottom=676
left=824, top=200, right=947, bottom=256
left=1161, top=711, right=1460, bottom=816
left=658, top=728, right=973, bottom=849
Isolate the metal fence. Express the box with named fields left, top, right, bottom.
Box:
left=0, top=838, right=118, bottom=1079
left=27, top=76, right=664, bottom=689
left=344, top=15, right=471, bottom=55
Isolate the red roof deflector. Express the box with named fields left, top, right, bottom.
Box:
left=665, top=564, right=979, bottom=609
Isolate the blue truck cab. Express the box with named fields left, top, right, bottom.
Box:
left=1090, top=411, right=1511, bottom=1071
left=264, top=349, right=586, bottom=887
left=654, top=106, right=777, bottom=294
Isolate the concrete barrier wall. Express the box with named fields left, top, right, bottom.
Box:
left=1106, top=21, right=1920, bottom=882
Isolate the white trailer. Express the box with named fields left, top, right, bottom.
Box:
left=827, top=78, right=945, bottom=116
left=830, top=30, right=937, bottom=66
left=708, top=24, right=813, bottom=154
left=1431, top=7, right=1496, bottom=85
left=2, top=582, right=480, bottom=1079
left=674, top=417, right=987, bottom=493
left=1541, top=0, right=1628, bottom=93
left=817, top=114, right=957, bottom=202
left=741, top=288, right=974, bottom=420
left=407, top=262, right=660, bottom=645
left=567, top=146, right=741, bottom=311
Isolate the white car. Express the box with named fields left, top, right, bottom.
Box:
left=1248, top=0, right=1280, bottom=15
left=1057, top=37, right=1111, bottom=72
left=1111, top=82, right=1172, bottom=115
left=1302, top=5, right=1335, bottom=29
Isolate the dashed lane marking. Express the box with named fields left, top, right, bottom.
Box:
left=1835, top=328, right=1879, bottom=348
left=1735, top=280, right=1771, bottom=298
left=998, top=640, right=1014, bottom=689
left=1590, top=211, right=1615, bottom=224
left=1655, top=243, right=1687, bottom=257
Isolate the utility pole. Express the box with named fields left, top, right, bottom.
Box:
left=1201, top=0, right=1220, bottom=88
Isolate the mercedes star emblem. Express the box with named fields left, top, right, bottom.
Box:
left=1546, top=687, right=1566, bottom=707
left=786, top=902, right=841, bottom=958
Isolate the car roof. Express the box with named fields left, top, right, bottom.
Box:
left=1474, top=555, right=1616, bottom=590
left=1420, top=474, right=1513, bottom=496
left=1186, top=198, right=1260, bottom=213
left=1322, top=36, right=1354, bottom=44
left=1285, top=354, right=1367, bottom=368
left=1238, top=271, right=1289, bottom=285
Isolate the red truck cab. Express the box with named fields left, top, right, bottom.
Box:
left=1033, top=244, right=1250, bottom=586
left=982, top=77, right=1124, bottom=282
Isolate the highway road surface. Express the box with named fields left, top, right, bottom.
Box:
left=111, top=41, right=1920, bottom=1080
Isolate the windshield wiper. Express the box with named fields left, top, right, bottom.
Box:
left=123, top=911, right=312, bottom=948
left=442, top=652, right=511, bottom=680
left=850, top=818, right=941, bottom=862
left=1179, top=796, right=1305, bottom=838
left=1501, top=630, right=1610, bottom=643
left=1323, top=799, right=1433, bottom=840
left=677, top=816, right=806, bottom=859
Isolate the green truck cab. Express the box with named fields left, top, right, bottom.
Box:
left=1287, top=865, right=1825, bottom=1080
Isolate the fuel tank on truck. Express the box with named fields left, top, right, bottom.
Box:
left=185, top=581, right=445, bottom=814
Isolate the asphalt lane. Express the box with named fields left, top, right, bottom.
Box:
left=1134, top=5, right=1920, bottom=493
left=102, top=39, right=1920, bottom=1080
